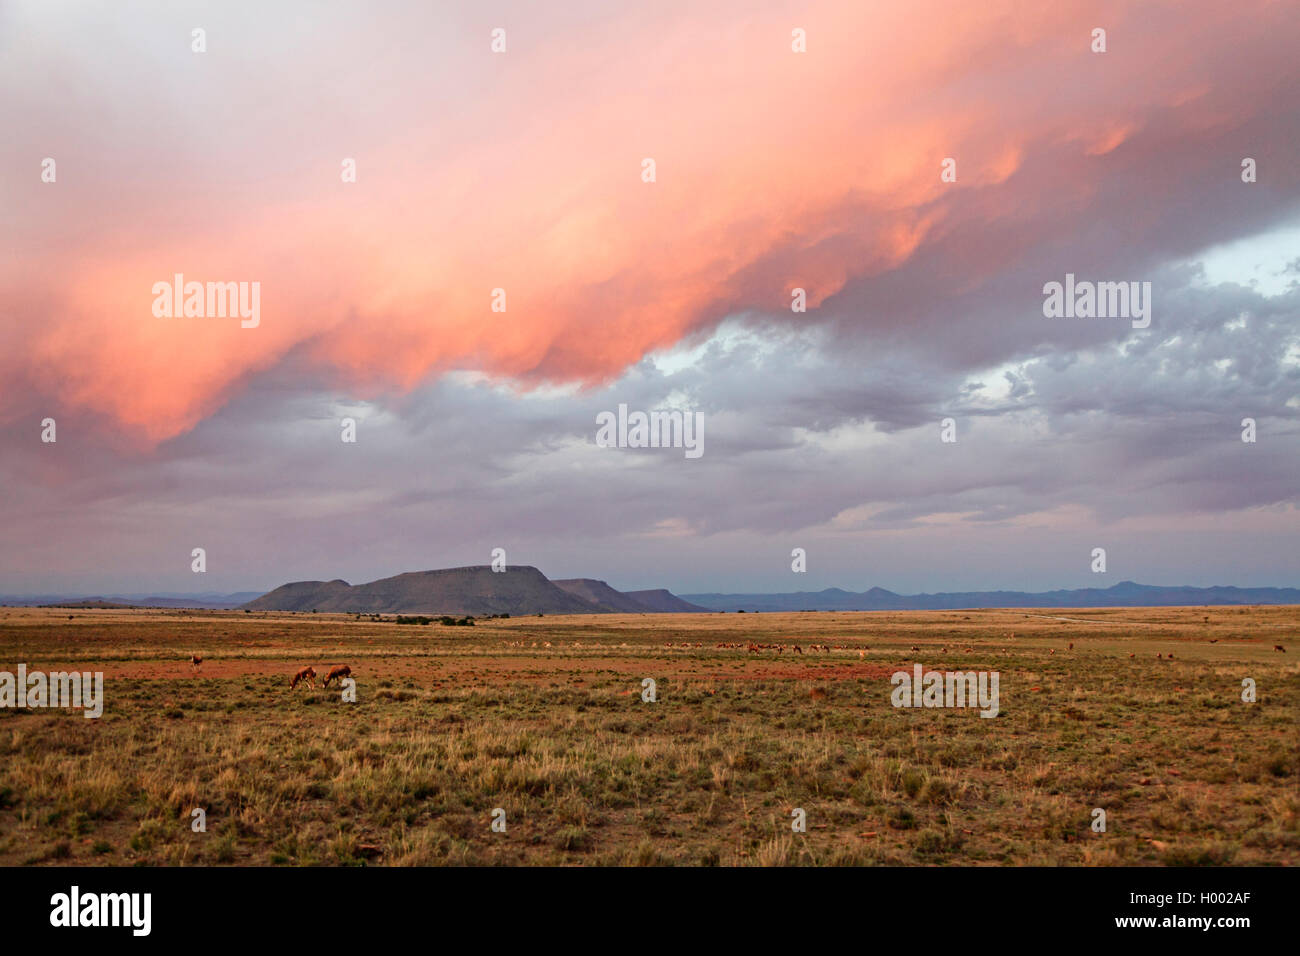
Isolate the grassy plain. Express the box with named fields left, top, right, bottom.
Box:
left=0, top=604, right=1295, bottom=866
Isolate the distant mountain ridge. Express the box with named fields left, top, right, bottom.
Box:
left=243, top=567, right=706, bottom=615
left=5, top=578, right=1296, bottom=614
left=622, top=589, right=709, bottom=612
left=0, top=592, right=261, bottom=609
left=553, top=579, right=659, bottom=612
left=680, top=580, right=1300, bottom=611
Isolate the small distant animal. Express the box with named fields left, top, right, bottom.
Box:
left=1167, top=653, right=1174, bottom=660
left=289, top=666, right=316, bottom=691
left=1209, top=639, right=1219, bottom=644
left=792, top=645, right=802, bottom=655
left=322, top=664, right=352, bottom=688
left=910, top=645, right=920, bottom=652
left=190, top=654, right=203, bottom=670
left=1128, top=653, right=1135, bottom=659
left=1068, top=643, right=1074, bottom=650
left=1156, top=653, right=1162, bottom=659
left=1275, top=644, right=1287, bottom=652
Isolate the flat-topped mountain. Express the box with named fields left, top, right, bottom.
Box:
left=621, top=589, right=708, bottom=612
left=244, top=566, right=705, bottom=615
left=552, top=578, right=656, bottom=612
left=244, top=566, right=599, bottom=615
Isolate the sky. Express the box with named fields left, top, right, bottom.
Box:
left=1, top=0, right=1298, bottom=596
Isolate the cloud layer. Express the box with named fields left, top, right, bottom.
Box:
left=2, top=0, right=1297, bottom=592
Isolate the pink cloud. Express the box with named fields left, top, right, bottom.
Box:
left=4, top=0, right=1297, bottom=442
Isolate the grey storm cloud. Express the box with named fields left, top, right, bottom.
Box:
left=2, top=0, right=1298, bottom=594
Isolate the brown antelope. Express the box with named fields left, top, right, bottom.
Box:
left=1068, top=643, right=1074, bottom=650
left=1274, top=644, right=1286, bottom=652
left=289, top=666, right=316, bottom=691
left=190, top=654, right=203, bottom=671
left=322, top=664, right=352, bottom=688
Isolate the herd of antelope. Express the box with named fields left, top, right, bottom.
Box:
left=290, top=664, right=352, bottom=691
left=187, top=657, right=355, bottom=690
left=717, top=641, right=842, bottom=653
left=187, top=636, right=1288, bottom=691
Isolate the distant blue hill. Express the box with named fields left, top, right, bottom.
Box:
left=0, top=592, right=262, bottom=609
left=680, top=581, right=1300, bottom=612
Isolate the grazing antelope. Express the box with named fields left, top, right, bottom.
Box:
left=792, top=645, right=803, bottom=655
left=910, top=645, right=920, bottom=652
left=1274, top=644, right=1286, bottom=652
left=289, top=666, right=316, bottom=691
left=1068, top=643, right=1074, bottom=650
left=1128, top=653, right=1135, bottom=659
left=1209, top=639, right=1219, bottom=644
left=322, top=664, right=352, bottom=688
left=190, top=654, right=203, bottom=671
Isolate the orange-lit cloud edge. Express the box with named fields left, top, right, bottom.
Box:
left=5, top=0, right=1294, bottom=446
